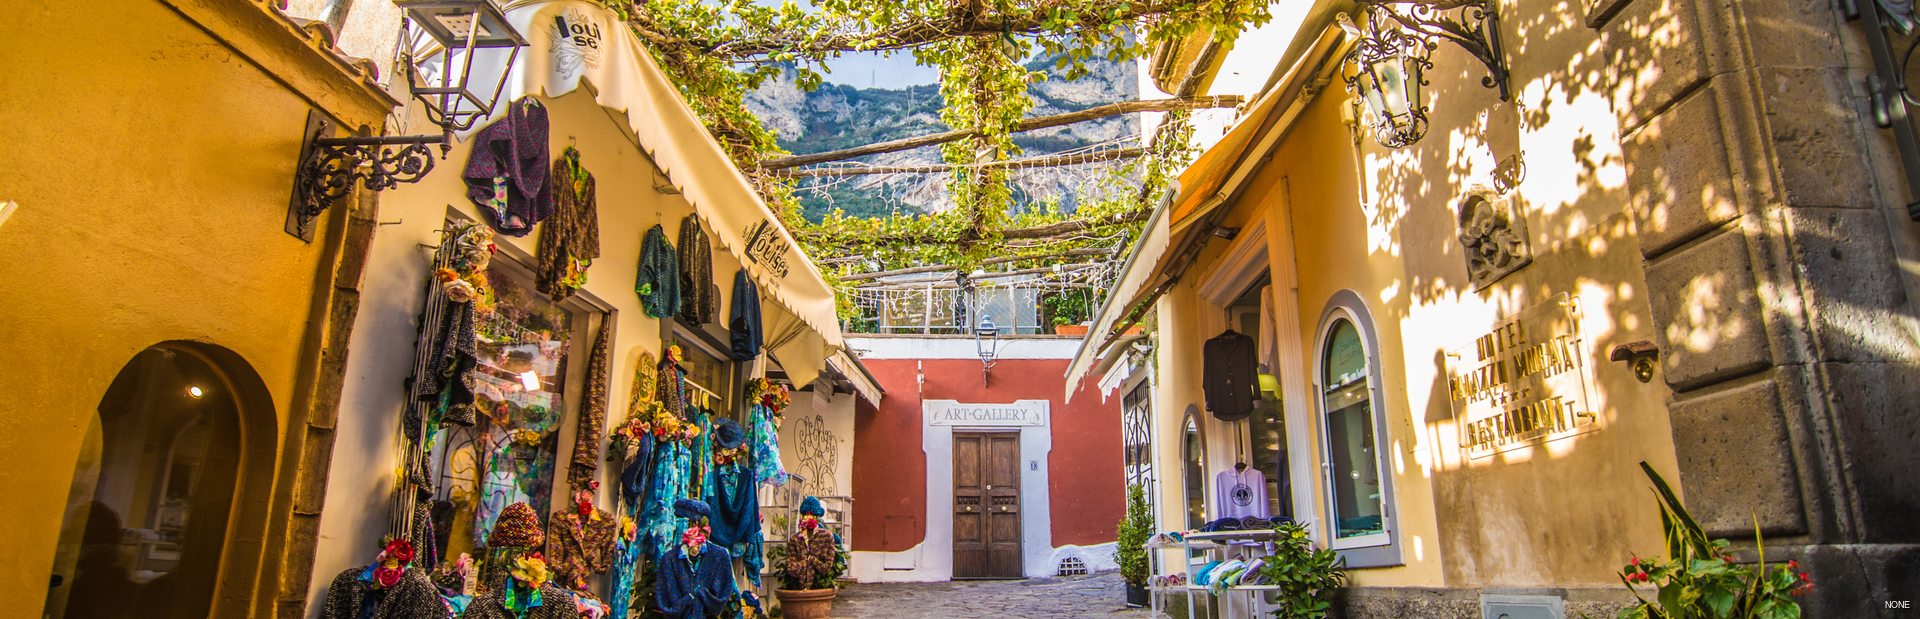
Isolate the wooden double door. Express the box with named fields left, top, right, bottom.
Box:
left=953, top=432, right=1023, bottom=579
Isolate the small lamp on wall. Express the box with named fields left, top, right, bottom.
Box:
left=975, top=314, right=1001, bottom=381
left=286, top=0, right=526, bottom=241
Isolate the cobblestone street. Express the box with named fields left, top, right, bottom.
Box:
left=832, top=574, right=1151, bottom=618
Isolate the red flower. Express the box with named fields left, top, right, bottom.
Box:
left=384, top=539, right=416, bottom=565
left=1787, top=559, right=1799, bottom=570
left=1629, top=556, right=1641, bottom=567
left=1627, top=571, right=1650, bottom=583
left=1799, top=571, right=1811, bottom=582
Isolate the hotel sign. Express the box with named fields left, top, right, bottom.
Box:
left=1446, top=294, right=1599, bottom=458
left=925, top=400, right=1048, bottom=427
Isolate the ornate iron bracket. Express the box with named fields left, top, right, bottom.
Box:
left=285, top=110, right=448, bottom=241
left=1364, top=0, right=1512, bottom=101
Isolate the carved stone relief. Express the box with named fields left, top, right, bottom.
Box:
left=1457, top=188, right=1532, bottom=290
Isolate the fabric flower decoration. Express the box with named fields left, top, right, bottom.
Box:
left=445, top=278, right=478, bottom=302
left=511, top=554, right=551, bottom=589
left=435, top=267, right=460, bottom=283
left=381, top=539, right=416, bottom=566
left=619, top=515, right=638, bottom=542
left=681, top=524, right=710, bottom=551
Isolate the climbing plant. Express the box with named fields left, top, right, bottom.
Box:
left=602, top=0, right=1272, bottom=286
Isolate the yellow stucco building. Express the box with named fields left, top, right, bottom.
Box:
left=0, top=1, right=399, bottom=616
left=1074, top=0, right=1920, bottom=616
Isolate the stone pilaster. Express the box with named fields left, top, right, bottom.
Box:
left=1605, top=0, right=1920, bottom=614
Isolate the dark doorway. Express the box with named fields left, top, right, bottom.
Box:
left=952, top=432, right=1022, bottom=578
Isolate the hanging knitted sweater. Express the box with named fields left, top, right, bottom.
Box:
left=463, top=97, right=551, bottom=237
left=636, top=225, right=680, bottom=318
left=319, top=565, right=449, bottom=619
left=675, top=215, right=716, bottom=326
left=706, top=460, right=763, bottom=585
left=652, top=543, right=738, bottom=619
left=462, top=581, right=583, bottom=619
left=535, top=149, right=599, bottom=303
left=566, top=318, right=613, bottom=491
left=729, top=271, right=762, bottom=360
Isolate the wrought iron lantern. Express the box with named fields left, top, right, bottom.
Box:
left=286, top=0, right=526, bottom=240
left=1339, top=1, right=1511, bottom=149
left=975, top=314, right=1001, bottom=378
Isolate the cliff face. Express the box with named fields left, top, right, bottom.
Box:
left=747, top=55, right=1141, bottom=221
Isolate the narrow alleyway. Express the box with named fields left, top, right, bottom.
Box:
left=832, top=574, right=1150, bottom=618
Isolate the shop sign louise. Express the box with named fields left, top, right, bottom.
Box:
left=1445, top=294, right=1599, bottom=458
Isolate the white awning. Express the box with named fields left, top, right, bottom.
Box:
left=827, top=350, right=884, bottom=408
left=450, top=0, right=846, bottom=384
left=1063, top=193, right=1171, bottom=400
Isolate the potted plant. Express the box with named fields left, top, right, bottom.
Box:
left=1255, top=521, right=1347, bottom=619
left=1042, top=291, right=1093, bottom=336
left=1614, top=462, right=1809, bottom=619
left=1115, top=484, right=1153, bottom=607
left=771, top=498, right=847, bottom=619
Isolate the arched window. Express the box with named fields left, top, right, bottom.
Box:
left=1315, top=293, right=1399, bottom=566
left=1180, top=407, right=1207, bottom=530
left=45, top=344, right=260, bottom=618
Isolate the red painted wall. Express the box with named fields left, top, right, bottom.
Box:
left=850, top=355, right=1125, bottom=552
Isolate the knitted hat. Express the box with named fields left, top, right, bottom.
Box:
left=713, top=418, right=746, bottom=450
left=489, top=502, right=545, bottom=548
left=799, top=496, right=824, bottom=517
left=674, top=498, right=711, bottom=521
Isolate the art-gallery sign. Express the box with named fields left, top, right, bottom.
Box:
left=924, top=400, right=1048, bottom=427
left=1445, top=294, right=1599, bottom=458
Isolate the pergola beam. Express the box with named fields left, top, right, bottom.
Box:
left=759, top=96, right=1244, bottom=170
left=774, top=147, right=1146, bottom=178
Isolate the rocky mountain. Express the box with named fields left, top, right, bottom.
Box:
left=746, top=54, right=1142, bottom=222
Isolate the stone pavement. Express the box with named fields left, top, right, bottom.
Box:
left=830, top=573, right=1153, bottom=618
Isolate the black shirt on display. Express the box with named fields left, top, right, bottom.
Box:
left=1203, top=329, right=1260, bottom=421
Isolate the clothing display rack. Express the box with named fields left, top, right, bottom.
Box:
left=1182, top=529, right=1280, bottom=618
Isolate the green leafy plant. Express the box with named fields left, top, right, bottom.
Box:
left=1116, top=484, right=1153, bottom=588
left=1042, top=289, right=1094, bottom=327
left=1616, top=461, right=1810, bottom=619
left=770, top=522, right=849, bottom=590
left=1258, top=521, right=1347, bottom=619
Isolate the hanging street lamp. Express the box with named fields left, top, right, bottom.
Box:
left=286, top=0, right=526, bottom=240
left=1338, top=1, right=1511, bottom=149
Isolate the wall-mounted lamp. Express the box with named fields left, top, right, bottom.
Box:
left=975, top=313, right=1002, bottom=382
left=1338, top=1, right=1511, bottom=149
left=287, top=0, right=526, bottom=240
left=1609, top=341, right=1660, bottom=384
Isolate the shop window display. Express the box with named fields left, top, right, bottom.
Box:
left=434, top=259, right=588, bottom=559
left=1320, top=318, right=1384, bottom=542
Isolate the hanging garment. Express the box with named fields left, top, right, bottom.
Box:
left=1213, top=467, right=1269, bottom=520
left=419, top=298, right=480, bottom=427
left=655, top=354, right=687, bottom=421
left=636, top=225, right=680, bottom=318
left=728, top=271, right=762, bottom=360
left=536, top=148, right=600, bottom=303
left=319, top=565, right=450, bottom=619
left=652, top=542, right=738, bottom=619
left=567, top=317, right=613, bottom=491
left=688, top=408, right=713, bottom=501
left=706, top=460, right=762, bottom=586
left=544, top=508, right=618, bottom=591
left=747, top=402, right=788, bottom=487
left=1202, top=329, right=1260, bottom=421
left=675, top=215, right=716, bottom=326
left=463, top=97, right=552, bottom=237
left=463, top=582, right=584, bottom=619
left=641, top=441, right=692, bottom=559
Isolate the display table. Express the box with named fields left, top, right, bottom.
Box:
left=1179, top=529, right=1280, bottom=618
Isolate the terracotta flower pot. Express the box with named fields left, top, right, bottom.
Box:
left=775, top=587, right=837, bottom=619
left=1053, top=324, right=1090, bottom=336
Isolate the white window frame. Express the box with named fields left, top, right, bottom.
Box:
left=1311, top=291, right=1401, bottom=567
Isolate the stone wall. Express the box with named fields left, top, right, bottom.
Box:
left=1602, top=0, right=1920, bottom=614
